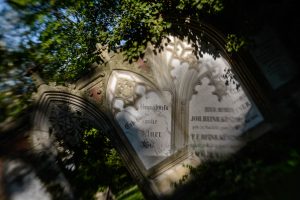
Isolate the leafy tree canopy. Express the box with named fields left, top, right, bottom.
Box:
left=7, top=0, right=227, bottom=82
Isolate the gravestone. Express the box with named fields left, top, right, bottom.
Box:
left=249, top=26, right=298, bottom=90
left=27, top=23, right=272, bottom=199
left=103, top=33, right=269, bottom=197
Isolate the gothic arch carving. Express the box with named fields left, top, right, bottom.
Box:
left=30, top=84, right=159, bottom=199
left=25, top=22, right=271, bottom=200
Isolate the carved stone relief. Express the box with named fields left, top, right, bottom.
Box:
left=24, top=26, right=271, bottom=199
left=80, top=73, right=106, bottom=106
left=107, top=36, right=265, bottom=172
left=24, top=24, right=269, bottom=199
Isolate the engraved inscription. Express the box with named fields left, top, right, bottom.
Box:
left=107, top=70, right=172, bottom=169
left=188, top=56, right=264, bottom=160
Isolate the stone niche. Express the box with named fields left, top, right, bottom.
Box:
left=105, top=28, right=270, bottom=199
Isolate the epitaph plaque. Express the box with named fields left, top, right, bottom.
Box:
left=107, top=71, right=172, bottom=169
left=188, top=56, right=264, bottom=159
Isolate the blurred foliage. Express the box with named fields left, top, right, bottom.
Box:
left=170, top=120, right=300, bottom=200
left=56, top=127, right=135, bottom=199
left=0, top=43, right=34, bottom=122
left=7, top=0, right=234, bottom=83
left=225, top=34, right=247, bottom=53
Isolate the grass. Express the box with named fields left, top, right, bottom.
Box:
left=116, top=185, right=144, bottom=200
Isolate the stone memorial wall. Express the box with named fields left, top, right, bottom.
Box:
left=25, top=24, right=272, bottom=199
left=103, top=34, right=269, bottom=197
left=105, top=36, right=265, bottom=175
